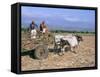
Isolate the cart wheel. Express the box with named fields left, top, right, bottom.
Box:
left=34, top=44, right=48, bottom=60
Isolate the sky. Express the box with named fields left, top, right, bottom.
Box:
left=21, top=6, right=95, bottom=32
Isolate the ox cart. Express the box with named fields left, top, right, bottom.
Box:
left=22, top=31, right=82, bottom=60
left=22, top=31, right=56, bottom=60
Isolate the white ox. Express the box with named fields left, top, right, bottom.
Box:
left=54, top=34, right=83, bottom=53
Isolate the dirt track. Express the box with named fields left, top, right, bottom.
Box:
left=21, top=35, right=95, bottom=71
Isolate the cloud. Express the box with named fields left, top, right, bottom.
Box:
left=64, top=16, right=80, bottom=22
left=22, top=12, right=53, bottom=19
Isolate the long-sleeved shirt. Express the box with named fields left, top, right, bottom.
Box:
left=30, top=23, right=38, bottom=30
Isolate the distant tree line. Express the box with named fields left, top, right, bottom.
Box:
left=50, top=30, right=95, bottom=34
left=21, top=27, right=29, bottom=32
left=21, top=27, right=95, bottom=34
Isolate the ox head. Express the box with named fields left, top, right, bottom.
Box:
left=55, top=35, right=63, bottom=45
left=75, top=35, right=83, bottom=43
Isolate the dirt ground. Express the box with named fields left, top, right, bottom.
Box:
left=21, top=34, right=95, bottom=71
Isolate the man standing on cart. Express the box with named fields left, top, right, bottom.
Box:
left=40, top=21, right=48, bottom=34
left=29, top=20, right=38, bottom=39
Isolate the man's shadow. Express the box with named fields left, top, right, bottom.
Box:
left=21, top=49, right=36, bottom=59
left=21, top=48, right=55, bottom=59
